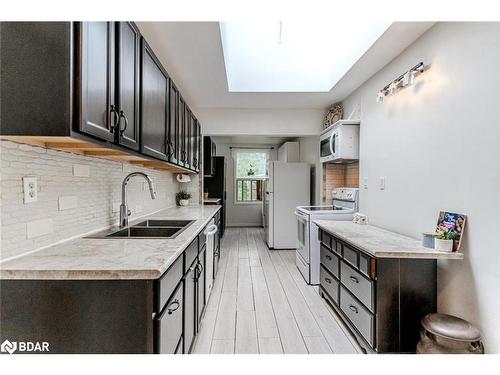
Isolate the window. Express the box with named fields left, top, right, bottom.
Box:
left=233, top=149, right=269, bottom=203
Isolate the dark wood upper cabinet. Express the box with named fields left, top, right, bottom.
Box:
left=168, top=81, right=180, bottom=165
left=115, top=22, right=140, bottom=150
left=191, top=115, right=200, bottom=172
left=0, top=22, right=201, bottom=174
left=203, top=136, right=216, bottom=176
left=78, top=22, right=117, bottom=142
left=140, top=39, right=168, bottom=161
left=178, top=97, right=186, bottom=166
left=185, top=106, right=193, bottom=170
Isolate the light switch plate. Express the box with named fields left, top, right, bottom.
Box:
left=23, top=176, right=38, bottom=203
left=58, top=196, right=78, bottom=211
left=73, top=164, right=90, bottom=177
left=363, top=177, right=369, bottom=190
left=380, top=176, right=386, bottom=190
left=27, top=218, right=53, bottom=239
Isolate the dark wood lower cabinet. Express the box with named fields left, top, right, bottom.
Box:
left=318, top=229, right=437, bottom=354
left=0, top=216, right=220, bottom=354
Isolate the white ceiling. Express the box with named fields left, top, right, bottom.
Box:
left=136, top=22, right=435, bottom=110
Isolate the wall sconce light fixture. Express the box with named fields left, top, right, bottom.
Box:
left=376, top=62, right=426, bottom=103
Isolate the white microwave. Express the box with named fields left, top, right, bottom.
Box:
left=319, top=120, right=360, bottom=163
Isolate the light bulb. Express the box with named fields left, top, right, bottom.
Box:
left=402, top=70, right=415, bottom=86
left=388, top=81, right=398, bottom=96
left=376, top=91, right=385, bottom=103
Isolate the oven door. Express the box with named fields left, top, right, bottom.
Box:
left=295, top=210, right=310, bottom=263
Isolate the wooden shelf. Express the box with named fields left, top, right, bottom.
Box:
left=0, top=136, right=196, bottom=174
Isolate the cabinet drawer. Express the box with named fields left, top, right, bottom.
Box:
left=184, top=238, right=198, bottom=273
left=157, top=255, right=183, bottom=312
left=155, top=282, right=184, bottom=354
left=320, top=230, right=331, bottom=249
left=331, top=237, right=340, bottom=254
left=342, top=244, right=358, bottom=267
left=320, top=265, right=339, bottom=305
left=320, top=244, right=339, bottom=278
left=340, top=261, right=374, bottom=312
left=359, top=253, right=372, bottom=278
left=340, top=286, right=374, bottom=347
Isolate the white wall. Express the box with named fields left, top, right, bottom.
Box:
left=0, top=141, right=181, bottom=261
left=196, top=108, right=324, bottom=136
left=294, top=136, right=322, bottom=205
left=342, top=22, right=500, bottom=352
left=215, top=143, right=278, bottom=227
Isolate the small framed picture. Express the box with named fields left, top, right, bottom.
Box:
left=435, top=211, right=467, bottom=251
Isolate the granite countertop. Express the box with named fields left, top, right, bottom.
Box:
left=313, top=220, right=464, bottom=259
left=0, top=205, right=221, bottom=280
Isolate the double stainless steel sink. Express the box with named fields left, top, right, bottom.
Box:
left=87, top=219, right=195, bottom=239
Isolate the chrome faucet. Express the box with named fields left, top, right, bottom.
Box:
left=120, top=172, right=157, bottom=227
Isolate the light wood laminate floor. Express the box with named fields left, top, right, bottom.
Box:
left=193, top=227, right=361, bottom=354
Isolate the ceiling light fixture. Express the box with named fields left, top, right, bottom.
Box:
left=376, top=62, right=426, bottom=103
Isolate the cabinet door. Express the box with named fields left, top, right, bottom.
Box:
left=185, top=106, right=193, bottom=170
left=116, top=22, right=140, bottom=150
left=195, top=121, right=201, bottom=172
left=211, top=141, right=217, bottom=175
left=197, top=247, right=206, bottom=327
left=178, top=97, right=186, bottom=165
left=141, top=39, right=168, bottom=161
left=155, top=282, right=183, bottom=354
left=168, top=81, right=179, bottom=165
left=191, top=116, right=199, bottom=171
left=184, top=262, right=197, bottom=353
left=79, top=22, right=116, bottom=141
left=203, top=136, right=212, bottom=176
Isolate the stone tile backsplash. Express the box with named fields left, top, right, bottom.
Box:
left=0, top=140, right=185, bottom=260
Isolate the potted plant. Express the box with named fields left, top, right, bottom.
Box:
left=176, top=190, right=191, bottom=207
left=434, top=229, right=459, bottom=252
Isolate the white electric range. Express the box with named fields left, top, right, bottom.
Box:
left=295, top=188, right=359, bottom=284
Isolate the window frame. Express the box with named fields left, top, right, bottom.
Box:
left=232, top=148, right=270, bottom=205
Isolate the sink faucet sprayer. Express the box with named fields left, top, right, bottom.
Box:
left=120, top=172, right=157, bottom=227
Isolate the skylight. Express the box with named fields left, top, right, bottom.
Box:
left=219, top=21, right=391, bottom=92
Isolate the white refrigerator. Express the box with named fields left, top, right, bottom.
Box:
left=264, top=162, right=310, bottom=249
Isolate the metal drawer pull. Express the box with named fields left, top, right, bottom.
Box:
left=119, top=110, right=128, bottom=135
left=325, top=254, right=332, bottom=260
left=349, top=275, right=359, bottom=284
left=324, top=277, right=332, bottom=284
left=167, top=299, right=180, bottom=315
left=348, top=304, right=359, bottom=314
left=109, top=105, right=119, bottom=132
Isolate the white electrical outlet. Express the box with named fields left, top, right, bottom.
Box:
left=112, top=202, right=121, bottom=213
left=22, top=176, right=38, bottom=203
left=135, top=204, right=143, bottom=214
left=380, top=176, right=386, bottom=190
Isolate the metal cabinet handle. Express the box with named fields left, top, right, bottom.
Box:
left=348, top=304, right=359, bottom=314
left=349, top=276, right=359, bottom=284
left=325, top=254, right=332, bottom=260
left=110, top=105, right=119, bottom=133
left=324, top=277, right=332, bottom=284
left=167, top=299, right=180, bottom=315
left=118, top=110, right=128, bottom=135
